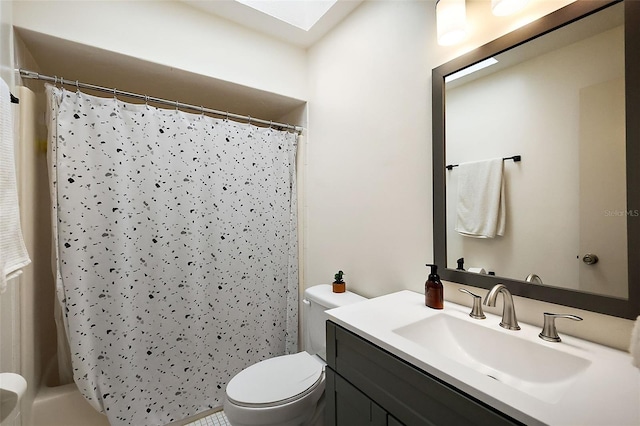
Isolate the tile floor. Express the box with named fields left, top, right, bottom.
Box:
left=185, top=410, right=231, bottom=426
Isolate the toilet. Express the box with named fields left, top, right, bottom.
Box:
left=223, top=284, right=366, bottom=426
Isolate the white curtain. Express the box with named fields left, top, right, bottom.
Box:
left=46, top=85, right=298, bottom=426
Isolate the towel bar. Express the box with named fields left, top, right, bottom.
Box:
left=446, top=155, right=521, bottom=170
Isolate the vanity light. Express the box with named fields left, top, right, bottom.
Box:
left=491, top=0, right=528, bottom=16
left=436, top=0, right=467, bottom=46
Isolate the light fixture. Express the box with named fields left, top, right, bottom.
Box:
left=491, top=0, right=528, bottom=16
left=436, top=0, right=467, bottom=46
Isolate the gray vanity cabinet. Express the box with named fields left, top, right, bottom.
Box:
left=325, top=369, right=390, bottom=425
left=325, top=321, right=523, bottom=426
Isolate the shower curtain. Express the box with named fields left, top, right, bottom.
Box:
left=46, top=85, right=298, bottom=426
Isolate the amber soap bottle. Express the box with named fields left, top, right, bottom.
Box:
left=425, top=264, right=444, bottom=309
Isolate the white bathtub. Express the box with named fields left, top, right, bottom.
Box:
left=31, top=358, right=110, bottom=426
left=31, top=382, right=110, bottom=426
left=31, top=358, right=219, bottom=426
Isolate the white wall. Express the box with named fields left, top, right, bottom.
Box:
left=12, top=0, right=307, bottom=101
left=306, top=0, right=634, bottom=350
left=305, top=0, right=432, bottom=299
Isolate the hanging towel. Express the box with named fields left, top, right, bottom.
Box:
left=631, top=315, right=640, bottom=368
left=0, top=78, right=31, bottom=293
left=455, top=158, right=505, bottom=238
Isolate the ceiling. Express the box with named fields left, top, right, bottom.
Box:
left=16, top=28, right=306, bottom=123
left=14, top=0, right=365, bottom=124
left=179, top=0, right=363, bottom=48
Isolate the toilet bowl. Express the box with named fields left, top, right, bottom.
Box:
left=224, top=352, right=325, bottom=426
left=223, top=285, right=366, bottom=426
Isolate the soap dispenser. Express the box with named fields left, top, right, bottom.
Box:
left=425, top=264, right=444, bottom=309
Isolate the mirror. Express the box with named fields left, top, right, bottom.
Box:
left=432, top=0, right=640, bottom=319
left=447, top=4, right=625, bottom=296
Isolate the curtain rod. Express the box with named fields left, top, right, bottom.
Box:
left=17, top=69, right=302, bottom=134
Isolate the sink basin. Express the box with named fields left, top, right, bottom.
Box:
left=393, top=313, right=591, bottom=403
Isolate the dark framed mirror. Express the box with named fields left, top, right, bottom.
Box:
left=432, top=0, right=640, bottom=319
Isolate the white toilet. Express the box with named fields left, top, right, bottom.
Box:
left=223, top=284, right=366, bottom=426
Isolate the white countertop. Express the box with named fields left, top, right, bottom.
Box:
left=326, top=290, right=640, bottom=426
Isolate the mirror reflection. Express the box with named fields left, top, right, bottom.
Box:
left=444, top=3, right=627, bottom=298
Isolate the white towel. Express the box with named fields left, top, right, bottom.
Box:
left=631, top=315, right=640, bottom=368
left=0, top=78, right=31, bottom=293
left=455, top=158, right=505, bottom=238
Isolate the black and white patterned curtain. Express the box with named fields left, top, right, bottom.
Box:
left=46, top=85, right=298, bottom=426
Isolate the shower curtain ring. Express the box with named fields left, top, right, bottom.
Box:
left=248, top=116, right=252, bottom=125
left=75, top=80, right=80, bottom=92
left=113, top=87, right=117, bottom=99
left=226, top=111, right=229, bottom=121
left=200, top=106, right=204, bottom=116
left=145, top=95, right=149, bottom=107
left=269, top=120, right=273, bottom=129
left=175, top=100, right=179, bottom=111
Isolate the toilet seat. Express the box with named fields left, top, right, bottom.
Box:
left=226, top=352, right=324, bottom=408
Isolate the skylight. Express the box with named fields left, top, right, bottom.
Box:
left=445, top=57, right=499, bottom=83
left=235, top=0, right=338, bottom=31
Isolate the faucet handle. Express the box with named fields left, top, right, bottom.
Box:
left=458, top=288, right=486, bottom=319
left=539, top=312, right=583, bottom=342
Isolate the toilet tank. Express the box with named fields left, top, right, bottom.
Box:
left=302, top=284, right=366, bottom=359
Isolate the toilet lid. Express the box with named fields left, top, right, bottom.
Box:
left=226, top=352, right=324, bottom=407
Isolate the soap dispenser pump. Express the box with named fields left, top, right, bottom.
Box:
left=425, top=264, right=444, bottom=309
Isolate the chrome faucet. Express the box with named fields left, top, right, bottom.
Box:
left=458, top=288, right=486, bottom=319
left=539, top=312, right=583, bottom=342
left=483, top=284, right=520, bottom=330
left=525, top=273, right=543, bottom=284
